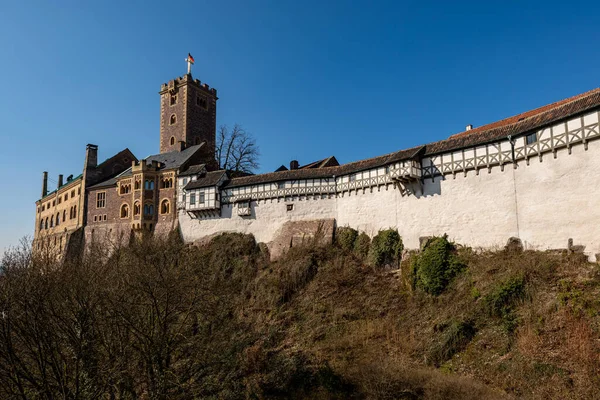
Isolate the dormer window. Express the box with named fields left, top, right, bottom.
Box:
left=170, top=114, right=177, bottom=125
left=525, top=133, right=537, bottom=145
left=170, top=94, right=177, bottom=105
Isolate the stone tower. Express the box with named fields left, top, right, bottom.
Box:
left=159, top=73, right=218, bottom=154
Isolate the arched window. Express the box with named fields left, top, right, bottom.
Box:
left=170, top=136, right=175, bottom=146
left=160, top=199, right=170, bottom=214
left=161, top=178, right=173, bottom=189
left=145, top=180, right=155, bottom=190
left=170, top=114, right=176, bottom=125
left=73, top=205, right=77, bottom=219
left=39, top=220, right=43, bottom=231
left=50, top=216, right=54, bottom=228
left=133, top=202, right=141, bottom=216
left=144, top=204, right=154, bottom=216
left=56, top=213, right=60, bottom=226
left=134, top=180, right=141, bottom=190
left=120, top=204, right=129, bottom=218
left=45, top=217, right=48, bottom=229
left=63, top=210, right=66, bottom=222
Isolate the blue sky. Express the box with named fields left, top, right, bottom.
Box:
left=1, top=0, right=599, bottom=252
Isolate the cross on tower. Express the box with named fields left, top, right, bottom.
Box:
left=186, top=53, right=195, bottom=75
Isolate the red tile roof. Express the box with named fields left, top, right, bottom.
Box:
left=426, top=87, right=600, bottom=155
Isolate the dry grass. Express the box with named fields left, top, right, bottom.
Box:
left=3, top=235, right=600, bottom=398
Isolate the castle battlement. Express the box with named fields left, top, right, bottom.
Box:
left=159, top=74, right=218, bottom=96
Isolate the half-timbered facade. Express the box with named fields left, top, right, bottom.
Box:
left=177, top=87, right=600, bottom=260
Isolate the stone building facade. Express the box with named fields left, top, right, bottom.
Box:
left=34, top=65, right=600, bottom=260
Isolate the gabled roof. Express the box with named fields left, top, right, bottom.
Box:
left=144, top=144, right=204, bottom=170
left=224, top=146, right=424, bottom=188
left=299, top=156, right=339, bottom=169
left=184, top=171, right=228, bottom=190
left=425, top=87, right=600, bottom=155
left=88, top=145, right=205, bottom=189
left=88, top=168, right=132, bottom=189
left=179, top=164, right=207, bottom=177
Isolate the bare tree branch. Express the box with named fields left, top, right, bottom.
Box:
left=215, top=124, right=259, bottom=173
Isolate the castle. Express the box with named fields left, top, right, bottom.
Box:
left=34, top=62, right=600, bottom=260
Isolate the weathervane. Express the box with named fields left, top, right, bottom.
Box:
left=185, top=53, right=195, bottom=75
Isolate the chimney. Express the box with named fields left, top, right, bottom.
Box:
left=290, top=160, right=299, bottom=170
left=178, top=140, right=186, bottom=151
left=58, top=174, right=63, bottom=189
left=85, top=144, right=98, bottom=168
left=42, top=171, right=48, bottom=198
left=465, top=124, right=473, bottom=131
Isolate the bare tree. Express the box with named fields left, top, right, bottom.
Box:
left=215, top=124, right=259, bottom=173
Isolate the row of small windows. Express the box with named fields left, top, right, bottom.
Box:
left=189, top=192, right=205, bottom=205
left=119, top=184, right=131, bottom=194
left=39, top=206, right=77, bottom=231
left=93, top=214, right=107, bottom=222
left=169, top=94, right=208, bottom=108
left=40, top=188, right=81, bottom=212
left=118, top=200, right=171, bottom=219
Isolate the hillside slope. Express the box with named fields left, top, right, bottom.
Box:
left=1, top=233, right=599, bottom=399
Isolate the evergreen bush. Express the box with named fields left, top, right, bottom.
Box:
left=354, top=232, right=371, bottom=259
left=335, top=227, right=358, bottom=251
left=411, top=235, right=465, bottom=295
left=367, top=229, right=403, bottom=268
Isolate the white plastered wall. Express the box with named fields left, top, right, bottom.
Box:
left=178, top=109, right=600, bottom=259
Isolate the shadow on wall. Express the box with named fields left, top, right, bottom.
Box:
left=412, top=175, right=442, bottom=199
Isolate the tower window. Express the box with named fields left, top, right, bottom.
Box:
left=145, top=180, right=155, bottom=190
left=170, top=136, right=175, bottom=146
left=170, top=94, right=177, bottom=105
left=197, top=95, right=208, bottom=110
left=134, top=202, right=141, bottom=216
left=170, top=114, right=177, bottom=125
left=144, top=204, right=154, bottom=216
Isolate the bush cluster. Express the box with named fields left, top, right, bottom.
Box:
left=411, top=235, right=465, bottom=295
left=368, top=229, right=404, bottom=268
left=335, top=227, right=358, bottom=251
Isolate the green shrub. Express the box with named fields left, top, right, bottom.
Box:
left=429, top=320, right=476, bottom=366
left=411, top=235, right=465, bottom=295
left=484, top=275, right=526, bottom=317
left=335, top=227, right=358, bottom=251
left=354, top=232, right=371, bottom=259
left=367, top=229, right=403, bottom=268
